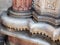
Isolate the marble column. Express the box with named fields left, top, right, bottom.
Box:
left=12, top=0, right=32, bottom=11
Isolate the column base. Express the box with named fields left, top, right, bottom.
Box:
left=33, top=4, right=60, bottom=18
left=8, top=8, right=32, bottom=18
left=1, top=11, right=33, bottom=32
left=33, top=12, right=60, bottom=26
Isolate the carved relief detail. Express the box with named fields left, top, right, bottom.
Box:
left=45, top=0, right=58, bottom=12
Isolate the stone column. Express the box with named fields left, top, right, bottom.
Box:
left=8, top=0, right=33, bottom=17
left=12, top=0, right=32, bottom=11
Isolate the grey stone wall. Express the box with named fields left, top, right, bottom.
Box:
left=0, top=0, right=12, bottom=14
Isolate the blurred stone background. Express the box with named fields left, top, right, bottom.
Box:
left=0, top=0, right=12, bottom=14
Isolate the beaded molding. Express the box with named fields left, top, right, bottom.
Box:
left=1, top=11, right=60, bottom=41
left=1, top=12, right=33, bottom=31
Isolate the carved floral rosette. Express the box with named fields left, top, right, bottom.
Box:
left=12, top=0, right=32, bottom=11
left=33, top=0, right=60, bottom=18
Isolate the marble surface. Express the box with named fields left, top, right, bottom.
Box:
left=0, top=24, right=58, bottom=45
left=0, top=0, right=12, bottom=14
left=0, top=25, right=51, bottom=45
